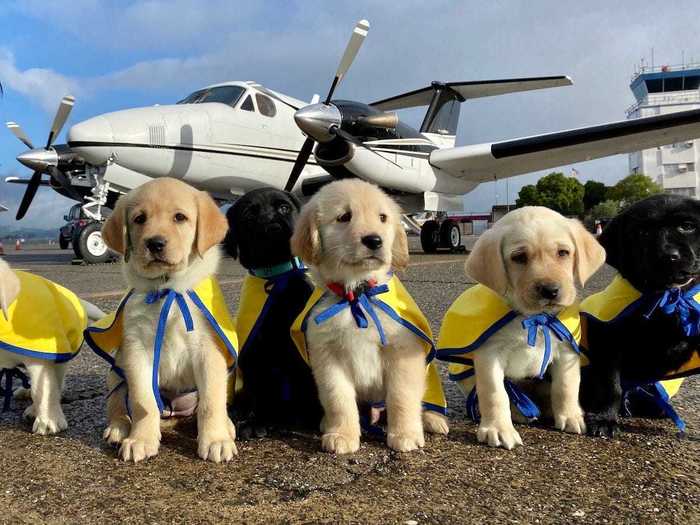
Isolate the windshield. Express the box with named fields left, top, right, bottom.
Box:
left=177, top=86, right=246, bottom=107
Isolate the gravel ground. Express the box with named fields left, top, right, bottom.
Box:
left=0, top=239, right=697, bottom=524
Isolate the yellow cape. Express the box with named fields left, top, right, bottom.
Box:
left=437, top=283, right=583, bottom=383
left=290, top=274, right=447, bottom=415
left=85, top=276, right=238, bottom=372
left=580, top=274, right=700, bottom=394
left=0, top=270, right=86, bottom=361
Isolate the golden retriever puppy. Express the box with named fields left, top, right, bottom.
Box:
left=0, top=258, right=102, bottom=434
left=86, top=177, right=238, bottom=463
left=438, top=206, right=605, bottom=449
left=290, top=179, right=449, bottom=454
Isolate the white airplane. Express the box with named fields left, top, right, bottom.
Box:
left=6, top=20, right=700, bottom=263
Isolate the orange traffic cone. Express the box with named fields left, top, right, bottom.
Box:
left=15, top=239, right=21, bottom=251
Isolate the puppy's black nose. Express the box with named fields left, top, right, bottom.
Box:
left=361, top=235, right=383, bottom=250
left=537, top=283, right=560, bottom=300
left=146, top=236, right=167, bottom=254
left=664, top=247, right=681, bottom=261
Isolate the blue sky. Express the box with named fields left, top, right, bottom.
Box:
left=1, top=0, right=699, bottom=229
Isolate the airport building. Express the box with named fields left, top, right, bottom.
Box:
left=627, top=63, right=700, bottom=197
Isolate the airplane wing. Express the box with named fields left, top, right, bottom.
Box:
left=371, top=76, right=572, bottom=111
left=0, top=204, right=8, bottom=212
left=430, top=109, right=700, bottom=182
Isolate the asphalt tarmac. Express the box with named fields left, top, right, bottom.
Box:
left=0, top=239, right=697, bottom=524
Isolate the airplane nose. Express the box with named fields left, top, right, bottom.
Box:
left=294, top=103, right=342, bottom=142
left=67, top=116, right=114, bottom=164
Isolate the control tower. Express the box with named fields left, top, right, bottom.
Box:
left=627, top=63, right=700, bottom=197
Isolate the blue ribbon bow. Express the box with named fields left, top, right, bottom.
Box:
left=0, top=367, right=30, bottom=412
left=521, top=313, right=580, bottom=379
left=145, top=289, right=195, bottom=412
left=644, top=286, right=700, bottom=337
left=314, top=284, right=390, bottom=346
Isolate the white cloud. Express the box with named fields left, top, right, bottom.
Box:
left=0, top=48, right=81, bottom=113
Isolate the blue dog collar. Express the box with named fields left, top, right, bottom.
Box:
left=249, top=257, right=304, bottom=279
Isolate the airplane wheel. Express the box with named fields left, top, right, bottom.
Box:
left=440, top=220, right=461, bottom=251
left=59, top=236, right=70, bottom=250
left=75, top=222, right=110, bottom=264
left=420, top=220, right=440, bottom=253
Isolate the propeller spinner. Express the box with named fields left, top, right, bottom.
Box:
left=6, top=95, right=83, bottom=220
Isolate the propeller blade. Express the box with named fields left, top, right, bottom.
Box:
left=46, top=95, right=75, bottom=148
left=285, top=138, right=315, bottom=191
left=324, top=19, right=369, bottom=104
left=48, top=166, right=83, bottom=202
left=15, top=170, right=43, bottom=220
left=6, top=122, right=34, bottom=149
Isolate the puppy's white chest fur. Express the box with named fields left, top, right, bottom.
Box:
left=121, top=293, right=213, bottom=393
left=306, top=295, right=416, bottom=401
left=480, top=316, right=572, bottom=379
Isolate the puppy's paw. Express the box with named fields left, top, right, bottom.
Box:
left=554, top=411, right=586, bottom=434
left=477, top=421, right=523, bottom=450
left=387, top=431, right=425, bottom=452
left=31, top=409, right=68, bottom=435
left=103, top=420, right=131, bottom=445
left=198, top=436, right=238, bottom=463
left=586, top=413, right=619, bottom=438
left=321, top=432, right=360, bottom=454
left=422, top=411, right=449, bottom=435
left=119, top=437, right=160, bottom=463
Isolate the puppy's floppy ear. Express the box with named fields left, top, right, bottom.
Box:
left=102, top=195, right=128, bottom=256
left=223, top=206, right=238, bottom=259
left=597, top=214, right=622, bottom=271
left=290, top=199, right=321, bottom=264
left=196, top=190, right=229, bottom=257
left=391, top=207, right=409, bottom=272
left=465, top=226, right=508, bottom=294
left=0, top=259, right=20, bottom=321
left=568, top=218, right=606, bottom=286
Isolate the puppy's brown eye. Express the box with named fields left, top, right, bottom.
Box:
left=133, top=214, right=146, bottom=225
left=337, top=211, right=352, bottom=223
left=679, top=222, right=696, bottom=234
left=558, top=249, right=570, bottom=258
left=279, top=204, right=291, bottom=215
left=511, top=252, right=527, bottom=264
left=174, top=213, right=187, bottom=223
left=379, top=213, right=387, bottom=223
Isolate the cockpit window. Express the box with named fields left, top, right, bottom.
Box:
left=240, top=95, right=255, bottom=112
left=177, top=86, right=246, bottom=107
left=255, top=94, right=277, bottom=117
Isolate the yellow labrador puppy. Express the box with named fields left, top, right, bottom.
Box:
left=90, top=177, right=237, bottom=463
left=438, top=206, right=605, bottom=449
left=291, top=179, right=449, bottom=454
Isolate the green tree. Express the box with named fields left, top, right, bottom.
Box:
left=583, top=180, right=608, bottom=211
left=589, top=199, right=621, bottom=220
left=515, top=184, right=540, bottom=208
left=515, top=172, right=584, bottom=216
left=609, top=173, right=661, bottom=207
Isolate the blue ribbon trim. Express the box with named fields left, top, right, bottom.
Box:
left=313, top=284, right=390, bottom=346
left=521, top=313, right=580, bottom=379
left=623, top=381, right=686, bottom=433
left=464, top=380, right=541, bottom=422
left=642, top=285, right=700, bottom=337
left=0, top=367, right=30, bottom=412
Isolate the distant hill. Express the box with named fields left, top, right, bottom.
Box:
left=0, top=227, right=58, bottom=241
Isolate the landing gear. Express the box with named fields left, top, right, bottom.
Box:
left=59, top=236, right=70, bottom=250
left=420, top=220, right=440, bottom=253
left=440, top=220, right=461, bottom=251
left=420, top=216, right=463, bottom=253
left=73, top=222, right=110, bottom=264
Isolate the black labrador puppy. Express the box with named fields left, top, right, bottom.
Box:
left=581, top=194, right=700, bottom=436
left=224, top=187, right=322, bottom=437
